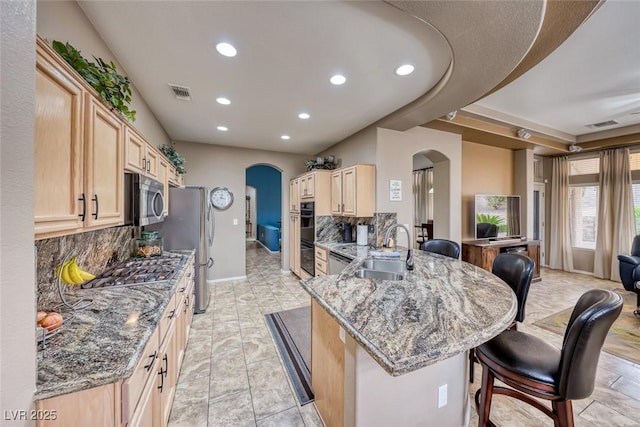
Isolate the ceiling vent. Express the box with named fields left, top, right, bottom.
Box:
left=168, top=84, right=191, bottom=101
left=586, top=119, right=619, bottom=129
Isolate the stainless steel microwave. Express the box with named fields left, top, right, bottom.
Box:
left=124, top=173, right=165, bottom=226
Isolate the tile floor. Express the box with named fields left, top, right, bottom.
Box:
left=170, top=242, right=640, bottom=426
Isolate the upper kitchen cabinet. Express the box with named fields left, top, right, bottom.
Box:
left=299, top=170, right=332, bottom=215
left=289, top=178, right=300, bottom=212
left=124, top=126, right=159, bottom=180
left=83, top=95, right=124, bottom=229
left=35, top=37, right=124, bottom=239
left=34, top=39, right=85, bottom=238
left=331, top=164, right=375, bottom=217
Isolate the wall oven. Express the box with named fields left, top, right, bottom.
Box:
left=124, top=173, right=165, bottom=226
left=300, top=202, right=315, bottom=275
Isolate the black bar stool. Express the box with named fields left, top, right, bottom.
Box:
left=474, top=288, right=623, bottom=427
left=421, top=239, right=460, bottom=259
left=469, top=252, right=534, bottom=383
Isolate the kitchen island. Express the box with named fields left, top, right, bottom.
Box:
left=301, top=244, right=516, bottom=427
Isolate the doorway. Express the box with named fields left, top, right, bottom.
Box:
left=245, top=164, right=282, bottom=255
left=533, top=183, right=546, bottom=266
left=245, top=186, right=257, bottom=240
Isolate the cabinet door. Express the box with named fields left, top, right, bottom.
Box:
left=157, top=322, right=179, bottom=427
left=34, top=45, right=84, bottom=238
left=124, top=127, right=146, bottom=174
left=127, top=357, right=159, bottom=427
left=145, top=144, right=159, bottom=179
left=158, top=157, right=170, bottom=216
left=84, top=96, right=124, bottom=229
left=301, top=174, right=315, bottom=199
left=289, top=178, right=300, bottom=212
left=330, top=171, right=342, bottom=215
left=341, top=167, right=357, bottom=216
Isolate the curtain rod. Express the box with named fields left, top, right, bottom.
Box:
left=413, top=167, right=434, bottom=172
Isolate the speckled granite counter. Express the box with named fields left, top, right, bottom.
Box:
left=303, top=243, right=516, bottom=376
left=35, top=250, right=195, bottom=401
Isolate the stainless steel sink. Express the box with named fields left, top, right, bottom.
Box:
left=355, top=268, right=404, bottom=281
left=360, top=258, right=406, bottom=273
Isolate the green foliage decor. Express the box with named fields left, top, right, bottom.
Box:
left=475, top=214, right=504, bottom=226
left=485, top=196, right=507, bottom=210
left=52, top=40, right=136, bottom=122
left=160, top=143, right=186, bottom=174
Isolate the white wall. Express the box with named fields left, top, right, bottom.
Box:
left=514, top=149, right=534, bottom=238
left=174, top=141, right=309, bottom=280
left=36, top=0, right=171, bottom=148
left=376, top=127, right=462, bottom=243
left=1, top=1, right=37, bottom=425
left=317, top=126, right=377, bottom=167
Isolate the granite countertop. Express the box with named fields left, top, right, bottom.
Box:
left=302, top=243, right=517, bottom=376
left=35, top=250, right=195, bottom=401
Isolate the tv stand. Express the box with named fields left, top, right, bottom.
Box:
left=462, top=239, right=540, bottom=282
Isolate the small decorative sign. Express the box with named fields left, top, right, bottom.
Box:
left=389, top=179, right=402, bottom=201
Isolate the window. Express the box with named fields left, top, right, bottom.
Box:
left=569, top=158, right=599, bottom=176
left=569, top=185, right=599, bottom=249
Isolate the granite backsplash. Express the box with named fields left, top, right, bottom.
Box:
left=35, top=226, right=137, bottom=309
left=316, top=212, right=397, bottom=247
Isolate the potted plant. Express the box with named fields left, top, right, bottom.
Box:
left=52, top=40, right=136, bottom=122
left=160, top=143, right=186, bottom=174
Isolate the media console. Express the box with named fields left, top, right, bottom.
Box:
left=462, top=239, right=541, bottom=282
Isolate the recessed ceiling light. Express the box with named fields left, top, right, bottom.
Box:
left=217, top=126, right=228, bottom=131
left=216, top=97, right=231, bottom=105
left=330, top=74, right=346, bottom=85
left=395, top=64, right=415, bottom=76
left=216, top=42, right=237, bottom=57
left=298, top=113, right=310, bottom=120
left=281, top=135, right=291, bottom=140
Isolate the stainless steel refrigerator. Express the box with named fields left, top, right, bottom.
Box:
left=149, top=186, right=213, bottom=313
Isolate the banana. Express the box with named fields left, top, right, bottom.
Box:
left=66, top=258, right=85, bottom=284
left=76, top=265, right=96, bottom=281
left=57, top=259, right=75, bottom=284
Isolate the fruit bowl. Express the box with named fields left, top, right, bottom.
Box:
left=35, top=312, right=64, bottom=347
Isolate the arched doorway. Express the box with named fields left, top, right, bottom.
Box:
left=245, top=164, right=283, bottom=263
left=413, top=150, right=451, bottom=245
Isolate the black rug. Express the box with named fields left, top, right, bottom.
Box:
left=265, top=306, right=314, bottom=405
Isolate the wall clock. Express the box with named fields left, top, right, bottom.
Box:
left=210, top=187, right=234, bottom=210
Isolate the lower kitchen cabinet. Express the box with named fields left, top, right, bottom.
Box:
left=35, top=260, right=195, bottom=427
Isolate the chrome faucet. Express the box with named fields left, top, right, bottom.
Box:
left=384, top=223, right=414, bottom=270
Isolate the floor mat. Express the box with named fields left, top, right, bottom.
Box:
left=265, top=306, right=314, bottom=405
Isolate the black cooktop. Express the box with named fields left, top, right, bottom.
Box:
left=80, top=253, right=184, bottom=289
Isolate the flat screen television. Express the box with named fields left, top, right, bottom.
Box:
left=474, top=194, right=521, bottom=239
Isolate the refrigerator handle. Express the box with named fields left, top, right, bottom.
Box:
left=202, top=257, right=214, bottom=269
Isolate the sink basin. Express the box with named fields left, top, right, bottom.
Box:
left=360, top=258, right=406, bottom=273
left=355, top=268, right=404, bottom=281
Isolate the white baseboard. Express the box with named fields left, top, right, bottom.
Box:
left=207, top=275, right=247, bottom=284
left=255, top=239, right=281, bottom=254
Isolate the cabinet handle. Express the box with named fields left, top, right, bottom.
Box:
left=78, top=193, right=86, bottom=221
left=142, top=157, right=147, bottom=171
left=180, top=286, right=186, bottom=293
left=92, top=194, right=99, bottom=219
left=157, top=355, right=168, bottom=392
left=342, top=203, right=345, bottom=212
left=168, top=309, right=176, bottom=320
left=337, top=203, right=340, bottom=211
left=144, top=350, right=157, bottom=371
left=147, top=159, right=151, bottom=173
left=162, top=354, right=168, bottom=378
left=184, top=296, right=189, bottom=314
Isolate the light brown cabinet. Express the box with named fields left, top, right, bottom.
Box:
left=462, top=239, right=541, bottom=282
left=35, top=38, right=124, bottom=239
left=289, top=178, right=300, bottom=212
left=158, top=158, right=170, bottom=216
left=289, top=212, right=300, bottom=276
left=124, top=127, right=159, bottom=180
left=330, top=164, right=375, bottom=217
left=300, top=173, right=315, bottom=199
left=315, top=245, right=328, bottom=277
left=34, top=39, right=85, bottom=238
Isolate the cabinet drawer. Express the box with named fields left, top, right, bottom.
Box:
left=315, top=258, right=327, bottom=275
left=121, top=326, right=159, bottom=424
left=315, top=246, right=328, bottom=262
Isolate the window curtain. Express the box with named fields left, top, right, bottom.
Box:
left=594, top=147, right=635, bottom=281
left=413, top=169, right=432, bottom=225
left=507, top=196, right=520, bottom=236
left=549, top=156, right=574, bottom=271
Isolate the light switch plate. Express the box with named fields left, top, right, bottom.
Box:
left=233, top=218, right=238, bottom=225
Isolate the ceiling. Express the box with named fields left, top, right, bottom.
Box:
left=75, top=1, right=637, bottom=157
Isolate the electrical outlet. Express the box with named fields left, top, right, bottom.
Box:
left=233, top=218, right=238, bottom=225
left=438, top=384, right=448, bottom=408
left=368, top=224, right=375, bottom=233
